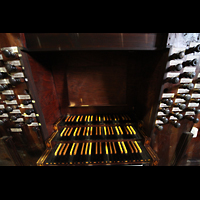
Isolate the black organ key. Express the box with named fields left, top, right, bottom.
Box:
left=102, top=142, right=110, bottom=164
left=91, top=142, right=96, bottom=164
left=53, top=143, right=63, bottom=164
left=78, top=142, right=85, bottom=164
left=75, top=143, right=83, bottom=164
left=134, top=141, right=144, bottom=162
left=121, top=141, right=130, bottom=163
left=94, top=142, right=100, bottom=164
left=114, top=141, right=123, bottom=162
left=50, top=143, right=60, bottom=163
left=125, top=141, right=135, bottom=162
left=70, top=127, right=77, bottom=139
left=101, top=126, right=106, bottom=139
left=120, top=126, right=129, bottom=139
left=98, top=142, right=104, bottom=163
left=67, top=143, right=76, bottom=164
left=87, top=142, right=93, bottom=164
left=111, top=141, right=120, bottom=163
left=106, top=126, right=111, bottom=139
left=116, top=141, right=125, bottom=163
left=59, top=127, right=67, bottom=138
left=64, top=143, right=74, bottom=164
left=114, top=126, right=121, bottom=139
left=121, top=141, right=130, bottom=162
left=85, top=126, right=91, bottom=138
left=83, top=142, right=91, bottom=164
left=109, top=126, right=115, bottom=139
left=129, top=141, right=140, bottom=162
left=108, top=141, right=115, bottom=163
left=71, top=143, right=80, bottom=164
left=81, top=142, right=89, bottom=164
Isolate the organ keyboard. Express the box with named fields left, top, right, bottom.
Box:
left=38, top=141, right=151, bottom=165
left=60, top=114, right=132, bottom=125
left=37, top=114, right=159, bottom=166
left=0, top=33, right=168, bottom=166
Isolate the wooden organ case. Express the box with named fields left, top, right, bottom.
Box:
left=1, top=33, right=199, bottom=166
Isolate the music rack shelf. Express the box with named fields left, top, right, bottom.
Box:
left=37, top=114, right=159, bottom=166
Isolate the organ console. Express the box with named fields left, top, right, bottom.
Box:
left=1, top=33, right=200, bottom=166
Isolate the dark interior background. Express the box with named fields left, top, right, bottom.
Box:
left=27, top=50, right=168, bottom=138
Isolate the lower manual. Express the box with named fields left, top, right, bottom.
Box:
left=37, top=140, right=153, bottom=166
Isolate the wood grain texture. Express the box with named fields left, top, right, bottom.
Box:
left=66, top=51, right=127, bottom=106
left=25, top=52, right=61, bottom=139
left=150, top=44, right=200, bottom=165
left=0, top=33, right=23, bottom=48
